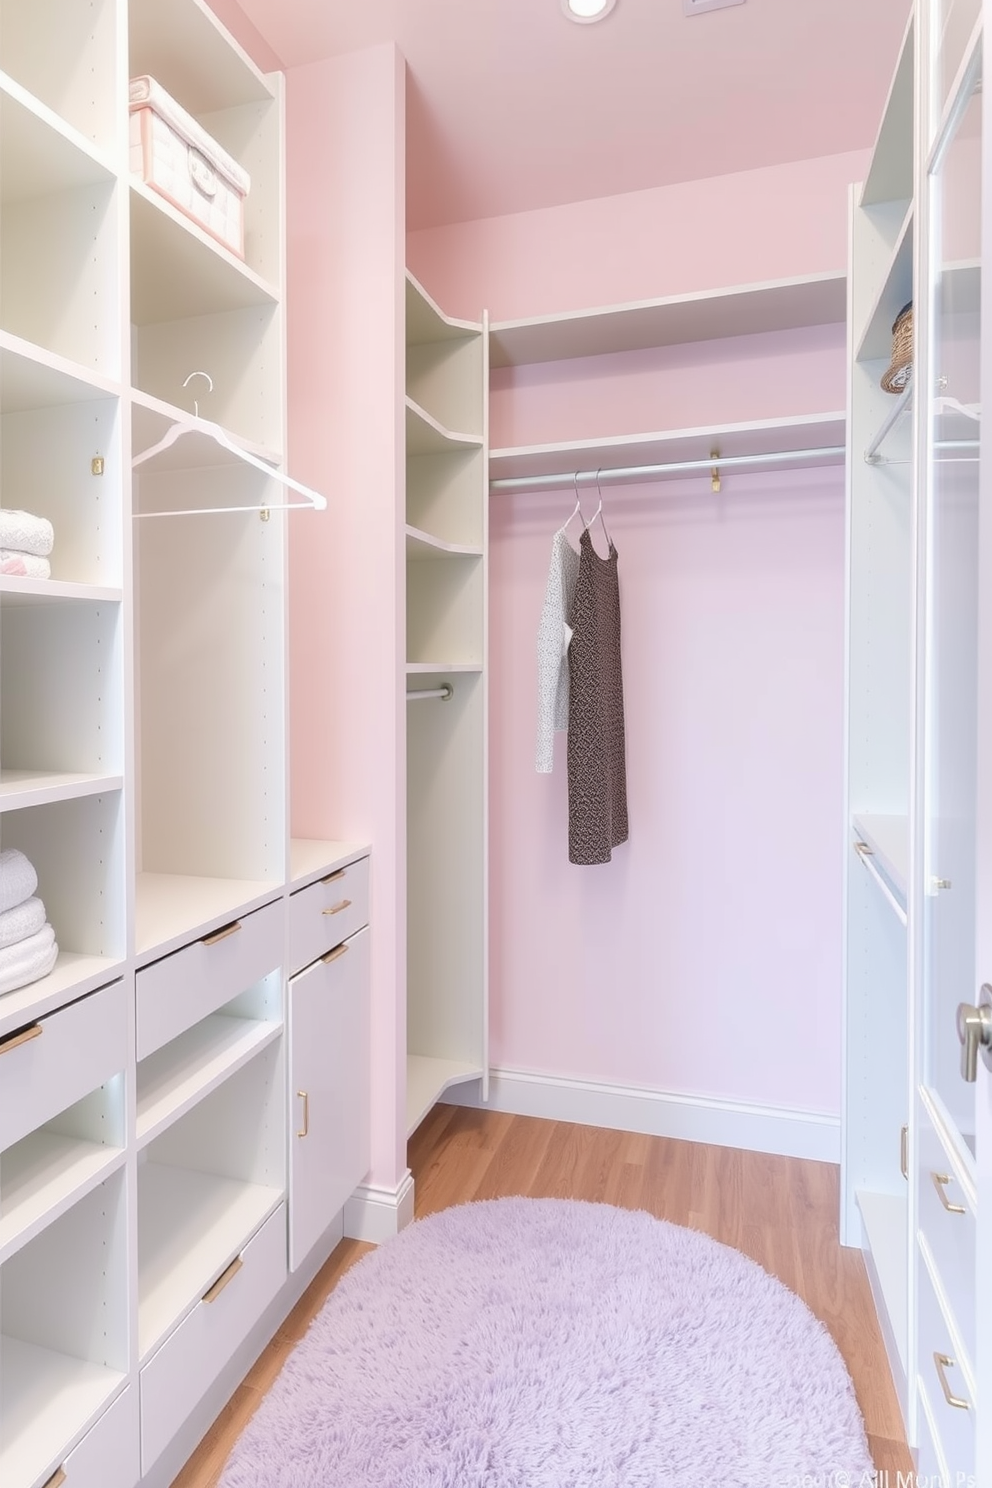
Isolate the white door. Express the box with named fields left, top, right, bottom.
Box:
left=288, top=927, right=371, bottom=1271
left=916, top=16, right=987, bottom=1479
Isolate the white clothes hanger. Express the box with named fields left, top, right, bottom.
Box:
left=584, top=469, right=612, bottom=546
left=562, top=472, right=587, bottom=533
left=132, top=373, right=327, bottom=518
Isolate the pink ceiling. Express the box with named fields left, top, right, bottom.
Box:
left=232, top=0, right=911, bottom=232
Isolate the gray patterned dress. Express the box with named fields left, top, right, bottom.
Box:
left=566, top=526, right=628, bottom=864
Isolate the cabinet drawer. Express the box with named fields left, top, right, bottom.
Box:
left=289, top=857, right=369, bottom=973
left=0, top=981, right=126, bottom=1153
left=44, top=1386, right=139, bottom=1488
left=918, top=1115, right=975, bottom=1364
left=917, top=1243, right=975, bottom=1484
left=136, top=900, right=283, bottom=1060
left=139, top=1202, right=287, bottom=1473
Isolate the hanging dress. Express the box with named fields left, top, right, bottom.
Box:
left=566, top=525, right=628, bottom=864
left=535, top=526, right=581, bottom=773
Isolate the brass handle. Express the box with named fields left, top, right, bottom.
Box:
left=900, top=1124, right=908, bottom=1181
left=201, top=920, right=242, bottom=947
left=321, top=944, right=349, bottom=965
left=957, top=985, right=992, bottom=1081
left=202, top=1255, right=244, bottom=1303
left=320, top=868, right=347, bottom=884
left=931, top=1171, right=966, bottom=1214
left=0, top=1023, right=42, bottom=1056
left=933, top=1351, right=971, bottom=1410
left=43, top=1469, right=67, bottom=1488
left=854, top=840, right=874, bottom=857
left=321, top=899, right=352, bottom=916
left=297, top=1089, right=310, bottom=1138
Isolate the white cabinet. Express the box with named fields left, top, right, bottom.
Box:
left=404, top=274, right=489, bottom=1136
left=289, top=925, right=371, bottom=1270
left=844, top=4, right=992, bottom=1477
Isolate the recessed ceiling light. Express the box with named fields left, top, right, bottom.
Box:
left=561, top=0, right=617, bottom=23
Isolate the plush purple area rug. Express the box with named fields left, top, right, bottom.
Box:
left=219, top=1197, right=873, bottom=1488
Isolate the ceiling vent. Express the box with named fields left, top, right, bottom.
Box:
left=683, top=0, right=745, bottom=13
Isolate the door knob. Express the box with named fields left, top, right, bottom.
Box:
left=956, top=984, right=992, bottom=1081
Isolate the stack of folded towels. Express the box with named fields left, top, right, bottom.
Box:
left=0, top=509, right=55, bottom=579
left=0, top=849, right=59, bottom=994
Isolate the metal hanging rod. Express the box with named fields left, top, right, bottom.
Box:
left=407, top=684, right=453, bottom=702
left=488, top=444, right=845, bottom=493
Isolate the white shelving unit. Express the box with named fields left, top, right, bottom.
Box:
left=404, top=271, right=489, bottom=1133
left=842, top=8, right=915, bottom=1414
left=0, top=6, right=373, bottom=1487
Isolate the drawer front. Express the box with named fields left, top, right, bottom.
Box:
left=915, top=1377, right=952, bottom=1488
left=918, top=1113, right=976, bottom=1364
left=136, top=899, right=283, bottom=1060
left=139, top=1203, right=287, bottom=1473
left=46, top=1386, right=140, bottom=1488
left=289, top=857, right=369, bottom=974
left=0, top=981, right=127, bottom=1153
left=917, top=1242, right=975, bottom=1483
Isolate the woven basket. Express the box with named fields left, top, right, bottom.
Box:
left=881, top=302, right=913, bottom=393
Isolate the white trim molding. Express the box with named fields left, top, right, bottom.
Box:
left=343, top=1170, right=416, bottom=1242
left=444, top=1067, right=840, bottom=1164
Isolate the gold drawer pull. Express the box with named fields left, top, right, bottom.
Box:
left=201, top=920, right=242, bottom=947
left=320, top=868, right=347, bottom=884
left=0, top=1023, right=42, bottom=1056
left=900, top=1124, right=908, bottom=1180
left=322, top=899, right=352, bottom=916
left=43, top=1469, right=67, bottom=1488
left=297, top=1089, right=310, bottom=1137
left=932, top=1172, right=967, bottom=1214
left=933, top=1351, right=971, bottom=1410
left=202, top=1255, right=244, bottom=1303
left=321, top=943, right=349, bottom=965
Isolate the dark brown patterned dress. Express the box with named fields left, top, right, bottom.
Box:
left=566, top=526, right=629, bottom=864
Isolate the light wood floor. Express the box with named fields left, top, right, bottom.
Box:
left=173, top=1106, right=914, bottom=1486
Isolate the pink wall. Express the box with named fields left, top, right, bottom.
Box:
left=408, top=149, right=870, bottom=324
left=412, top=152, right=861, bottom=1124
left=286, top=46, right=408, bottom=1191
left=205, top=0, right=283, bottom=72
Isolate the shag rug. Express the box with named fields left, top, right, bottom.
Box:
left=219, top=1197, right=873, bottom=1488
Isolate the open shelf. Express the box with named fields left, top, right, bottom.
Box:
left=406, top=525, right=483, bottom=560
left=137, top=1162, right=282, bottom=1359
left=130, top=183, right=278, bottom=324
left=0, top=958, right=124, bottom=1043
left=490, top=412, right=846, bottom=485
left=0, top=1335, right=124, bottom=1488
left=0, top=578, right=122, bottom=605
left=289, top=838, right=370, bottom=889
left=0, top=771, right=122, bottom=811
left=129, top=0, right=276, bottom=114
left=852, top=813, right=909, bottom=902
left=856, top=205, right=913, bottom=362
left=406, top=272, right=479, bottom=344
left=406, top=661, right=483, bottom=675
left=0, top=1135, right=125, bottom=1266
left=0, top=329, right=120, bottom=412
left=134, top=874, right=281, bottom=962
left=0, top=77, right=114, bottom=200
left=406, top=398, right=483, bottom=457
left=407, top=1054, right=482, bottom=1137
left=856, top=1187, right=909, bottom=1373
left=861, top=14, right=915, bottom=208
left=490, top=272, right=847, bottom=369
left=137, top=1015, right=282, bottom=1149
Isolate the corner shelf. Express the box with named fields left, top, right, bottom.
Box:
left=406, top=397, right=483, bottom=457
left=852, top=813, right=909, bottom=905
left=406, top=525, right=483, bottom=560
left=406, top=1054, right=482, bottom=1136
left=406, top=272, right=479, bottom=344
left=856, top=205, right=913, bottom=362
left=861, top=14, right=915, bottom=208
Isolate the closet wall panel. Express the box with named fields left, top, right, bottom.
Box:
left=488, top=469, right=845, bottom=1118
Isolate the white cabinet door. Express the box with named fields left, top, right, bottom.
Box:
left=288, top=927, right=370, bottom=1270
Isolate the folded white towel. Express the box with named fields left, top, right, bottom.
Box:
left=0, top=922, right=58, bottom=996
left=0, top=510, right=54, bottom=556
left=0, top=849, right=38, bottom=914
left=129, top=76, right=251, bottom=195
left=0, top=895, right=46, bottom=950
left=0, top=552, right=51, bottom=579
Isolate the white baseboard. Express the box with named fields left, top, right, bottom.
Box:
left=444, top=1067, right=840, bottom=1164
left=343, top=1170, right=416, bottom=1242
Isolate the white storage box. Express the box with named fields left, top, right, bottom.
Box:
left=129, top=76, right=250, bottom=259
